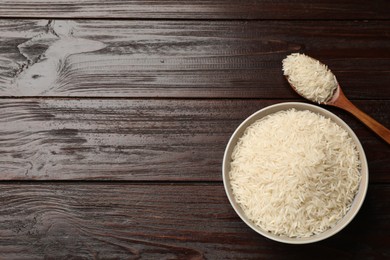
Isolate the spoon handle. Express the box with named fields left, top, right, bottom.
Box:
left=330, top=91, right=390, bottom=144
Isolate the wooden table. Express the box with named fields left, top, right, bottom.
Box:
left=0, top=1, right=389, bottom=259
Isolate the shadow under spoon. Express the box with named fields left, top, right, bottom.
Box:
left=288, top=80, right=390, bottom=144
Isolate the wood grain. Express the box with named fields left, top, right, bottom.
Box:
left=0, top=99, right=388, bottom=182
left=0, top=0, right=388, bottom=258
left=0, top=183, right=388, bottom=259
left=0, top=0, right=389, bottom=19
left=1, top=20, right=389, bottom=98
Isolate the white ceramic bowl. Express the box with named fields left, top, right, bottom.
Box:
left=222, top=102, right=368, bottom=244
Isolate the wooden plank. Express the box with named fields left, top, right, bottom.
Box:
left=0, top=183, right=388, bottom=259
left=0, top=99, right=388, bottom=182
left=0, top=0, right=388, bottom=19
left=1, top=19, right=389, bottom=98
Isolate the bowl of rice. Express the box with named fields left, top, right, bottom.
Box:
left=222, top=102, right=368, bottom=244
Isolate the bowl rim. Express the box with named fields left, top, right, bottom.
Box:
left=222, top=102, right=369, bottom=244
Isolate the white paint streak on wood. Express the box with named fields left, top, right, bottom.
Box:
left=12, top=20, right=106, bottom=96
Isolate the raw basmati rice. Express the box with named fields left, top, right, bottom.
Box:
left=229, top=109, right=361, bottom=238
left=282, top=53, right=338, bottom=103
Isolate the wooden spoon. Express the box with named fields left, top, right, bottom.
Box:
left=288, top=81, right=390, bottom=144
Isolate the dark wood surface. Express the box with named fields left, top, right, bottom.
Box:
left=1, top=20, right=389, bottom=98
left=0, top=0, right=389, bottom=19
left=0, top=1, right=389, bottom=259
left=0, top=184, right=388, bottom=259
left=0, top=99, right=389, bottom=182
